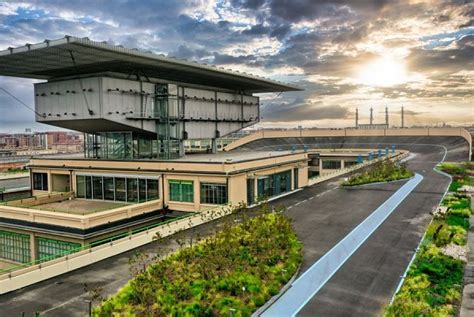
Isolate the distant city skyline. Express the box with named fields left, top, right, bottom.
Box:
left=0, top=1, right=473, bottom=132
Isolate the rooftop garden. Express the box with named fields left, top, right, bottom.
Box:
left=438, top=162, right=474, bottom=192
left=342, top=159, right=413, bottom=186
left=93, top=205, right=302, bottom=316
left=0, top=167, right=28, bottom=175
left=385, top=162, right=473, bottom=316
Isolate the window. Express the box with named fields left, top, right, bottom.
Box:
left=93, top=176, right=103, bottom=200
left=275, top=170, right=291, bottom=195
left=139, top=178, right=147, bottom=202
left=76, top=175, right=85, bottom=198
left=147, top=179, right=159, bottom=200
left=169, top=180, right=194, bottom=202
left=115, top=177, right=126, bottom=202
left=104, top=177, right=115, bottom=200
left=127, top=178, right=138, bottom=203
left=294, top=168, right=299, bottom=189
left=201, top=183, right=227, bottom=205
left=0, top=230, right=30, bottom=263
left=37, top=237, right=80, bottom=262
left=322, top=160, right=341, bottom=169
left=247, top=178, right=255, bottom=206
left=33, top=173, right=48, bottom=191
left=85, top=175, right=92, bottom=199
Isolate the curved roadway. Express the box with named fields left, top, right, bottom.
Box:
left=0, top=136, right=468, bottom=316
left=241, top=135, right=468, bottom=316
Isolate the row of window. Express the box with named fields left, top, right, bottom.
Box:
left=322, top=160, right=360, bottom=169
left=166, top=181, right=228, bottom=204
left=76, top=175, right=159, bottom=202
left=75, top=175, right=228, bottom=205
left=0, top=230, right=82, bottom=264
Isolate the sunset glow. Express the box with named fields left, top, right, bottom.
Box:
left=356, top=56, right=409, bottom=87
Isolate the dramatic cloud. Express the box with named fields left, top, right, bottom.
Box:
left=0, top=0, right=472, bottom=132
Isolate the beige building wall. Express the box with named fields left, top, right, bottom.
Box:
left=29, top=152, right=309, bottom=213
left=228, top=174, right=247, bottom=205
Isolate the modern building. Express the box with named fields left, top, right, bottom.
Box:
left=0, top=36, right=314, bottom=267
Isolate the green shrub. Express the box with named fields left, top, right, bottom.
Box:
left=433, top=225, right=466, bottom=247
left=446, top=214, right=470, bottom=231
left=94, top=211, right=302, bottom=316
left=386, top=244, right=463, bottom=316
left=342, top=160, right=413, bottom=186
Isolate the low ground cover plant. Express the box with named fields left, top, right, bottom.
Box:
left=439, top=162, right=474, bottom=192
left=94, top=206, right=302, bottom=316
left=386, top=162, right=473, bottom=316
left=342, top=159, right=413, bottom=186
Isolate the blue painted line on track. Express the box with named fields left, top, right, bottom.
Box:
left=262, top=173, right=424, bottom=317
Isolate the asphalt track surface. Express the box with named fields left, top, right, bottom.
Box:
left=0, top=136, right=468, bottom=316
left=244, top=135, right=468, bottom=316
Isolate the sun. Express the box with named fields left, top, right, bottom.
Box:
left=356, top=56, right=409, bottom=87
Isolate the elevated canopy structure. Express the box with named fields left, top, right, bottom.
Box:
left=0, top=36, right=301, bottom=159
left=0, top=36, right=300, bottom=93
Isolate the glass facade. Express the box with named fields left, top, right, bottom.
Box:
left=200, top=183, right=227, bottom=205
left=37, top=237, right=81, bottom=261
left=169, top=180, right=194, bottom=202
left=0, top=230, right=30, bottom=263
left=32, top=172, right=48, bottom=191
left=155, top=84, right=182, bottom=159
left=76, top=175, right=159, bottom=203
left=257, top=170, right=292, bottom=200
left=85, top=132, right=159, bottom=160
left=83, top=84, right=183, bottom=160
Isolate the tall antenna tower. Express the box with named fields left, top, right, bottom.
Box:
left=370, top=107, right=373, bottom=125
left=401, top=106, right=405, bottom=128
left=355, top=108, right=359, bottom=127
left=385, top=106, right=389, bottom=127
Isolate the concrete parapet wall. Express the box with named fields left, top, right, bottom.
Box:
left=224, top=128, right=472, bottom=158
left=6, top=192, right=72, bottom=207
left=0, top=199, right=162, bottom=230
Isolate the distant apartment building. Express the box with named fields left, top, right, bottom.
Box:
left=0, top=131, right=83, bottom=154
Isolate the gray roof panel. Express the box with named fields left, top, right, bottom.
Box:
left=0, top=36, right=301, bottom=93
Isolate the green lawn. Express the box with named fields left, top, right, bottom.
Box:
left=94, top=207, right=302, bottom=316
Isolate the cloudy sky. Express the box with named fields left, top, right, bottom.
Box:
left=0, top=0, right=472, bottom=132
